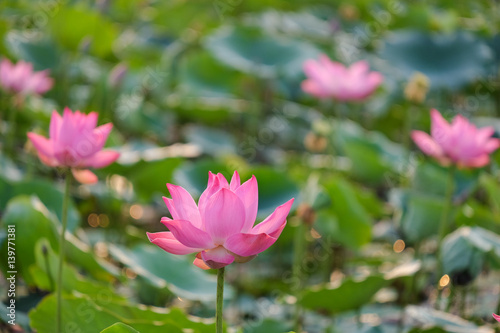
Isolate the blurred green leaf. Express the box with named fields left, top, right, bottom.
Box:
left=456, top=200, right=500, bottom=234
left=320, top=177, right=372, bottom=249
left=413, top=162, right=479, bottom=201
left=0, top=196, right=58, bottom=285
left=178, top=51, right=243, bottom=98
left=337, top=120, right=408, bottom=185
left=0, top=178, right=81, bottom=233
left=400, top=191, right=445, bottom=243
left=0, top=195, right=115, bottom=285
left=31, top=239, right=123, bottom=299
left=479, top=173, right=500, bottom=213
left=299, top=275, right=389, bottom=314
left=380, top=31, right=493, bottom=90
left=29, top=294, right=194, bottom=333
left=204, top=25, right=321, bottom=79
left=185, top=125, right=237, bottom=157
left=128, top=158, right=184, bottom=202
left=441, top=227, right=500, bottom=281
left=405, top=305, right=494, bottom=332
left=108, top=244, right=232, bottom=302
left=243, top=318, right=291, bottom=333
left=4, top=31, right=60, bottom=70
left=101, top=323, right=140, bottom=333
left=49, top=5, right=118, bottom=57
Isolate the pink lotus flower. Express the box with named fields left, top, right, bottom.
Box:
left=411, top=109, right=500, bottom=168
left=27, top=107, right=120, bottom=184
left=147, top=171, right=294, bottom=270
left=301, top=55, right=383, bottom=101
left=493, top=313, right=500, bottom=322
left=0, top=58, right=53, bottom=96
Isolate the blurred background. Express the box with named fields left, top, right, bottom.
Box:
left=1, top=0, right=500, bottom=332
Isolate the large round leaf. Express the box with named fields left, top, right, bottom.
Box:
left=441, top=226, right=500, bottom=281
left=108, top=244, right=232, bottom=302
left=380, top=31, right=493, bottom=90
left=0, top=196, right=58, bottom=286
left=299, top=275, right=389, bottom=314
left=204, top=25, right=321, bottom=79
left=29, top=294, right=212, bottom=333
left=101, top=323, right=139, bottom=333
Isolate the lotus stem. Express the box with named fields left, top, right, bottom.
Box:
left=56, top=170, right=72, bottom=333
left=216, top=267, right=225, bottom=333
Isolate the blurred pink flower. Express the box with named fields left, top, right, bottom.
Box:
left=301, top=55, right=383, bottom=101
left=27, top=107, right=120, bottom=184
left=411, top=109, right=500, bottom=168
left=148, top=171, right=294, bottom=270
left=0, top=58, right=53, bottom=96
left=494, top=313, right=500, bottom=322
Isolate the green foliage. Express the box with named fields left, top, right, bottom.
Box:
left=29, top=294, right=213, bottom=333
left=205, top=25, right=321, bottom=80
left=380, top=31, right=493, bottom=90
left=101, top=323, right=140, bottom=333
left=299, top=275, right=389, bottom=313
left=318, top=176, right=372, bottom=249
left=108, top=244, right=232, bottom=302
left=1, top=0, right=500, bottom=331
left=441, top=227, right=500, bottom=281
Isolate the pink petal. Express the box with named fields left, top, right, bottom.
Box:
left=476, top=126, right=495, bottom=142
left=71, top=168, right=98, bottom=184
left=484, top=138, right=500, bottom=154
left=49, top=111, right=63, bottom=141
left=200, top=246, right=234, bottom=269
left=162, top=219, right=213, bottom=249
left=166, top=184, right=202, bottom=228
left=84, top=112, right=98, bottom=132
left=461, top=155, right=490, bottom=168
left=225, top=232, right=277, bottom=257
left=83, top=150, right=120, bottom=168
left=251, top=199, right=294, bottom=236
left=301, top=80, right=330, bottom=98
left=367, top=71, right=383, bottom=88
left=90, top=123, right=114, bottom=153
left=349, top=60, right=369, bottom=76
left=492, top=313, right=500, bottom=322
left=198, top=173, right=221, bottom=217
left=163, top=197, right=180, bottom=220
left=203, top=188, right=246, bottom=244
left=59, top=107, right=78, bottom=147
left=411, top=131, right=444, bottom=158
left=27, top=132, right=54, bottom=157
left=206, top=171, right=216, bottom=188
left=319, top=54, right=344, bottom=75
left=147, top=232, right=201, bottom=255
left=37, top=151, right=59, bottom=167
left=229, top=171, right=241, bottom=191
left=216, top=173, right=229, bottom=188
left=234, top=175, right=259, bottom=232
left=193, top=255, right=211, bottom=270
left=430, top=109, right=451, bottom=145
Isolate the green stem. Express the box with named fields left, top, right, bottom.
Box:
left=403, top=105, right=414, bottom=153
left=56, top=170, right=72, bottom=333
left=216, top=267, right=225, bottom=333
left=436, top=165, right=455, bottom=308
left=5, top=102, right=18, bottom=157
left=437, top=166, right=455, bottom=250
left=292, top=223, right=307, bottom=333
left=42, top=245, right=54, bottom=291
